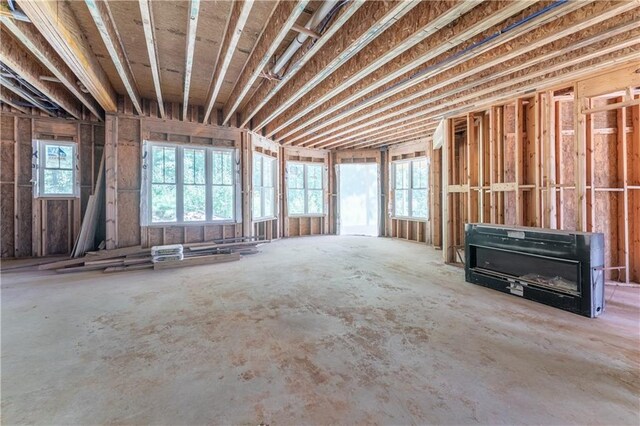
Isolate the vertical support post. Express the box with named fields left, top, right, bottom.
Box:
left=515, top=99, right=523, bottom=225
left=618, top=98, right=630, bottom=284
left=442, top=118, right=450, bottom=262
left=105, top=113, right=118, bottom=249
left=574, top=87, right=588, bottom=232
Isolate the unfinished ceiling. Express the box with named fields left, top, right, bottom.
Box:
left=1, top=0, right=639, bottom=149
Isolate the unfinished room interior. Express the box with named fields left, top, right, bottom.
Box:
left=1, top=0, right=639, bottom=423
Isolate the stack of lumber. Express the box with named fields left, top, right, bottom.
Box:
left=32, top=239, right=268, bottom=274
left=71, top=153, right=105, bottom=258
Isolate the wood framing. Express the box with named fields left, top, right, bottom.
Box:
left=1, top=17, right=102, bottom=120
left=85, top=0, right=143, bottom=115
left=19, top=0, right=118, bottom=112
left=139, top=0, right=165, bottom=118
left=0, top=30, right=82, bottom=119
left=222, top=0, right=310, bottom=125
left=203, top=0, right=255, bottom=123
left=182, top=0, right=200, bottom=120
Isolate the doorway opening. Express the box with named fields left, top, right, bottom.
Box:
left=338, top=163, right=379, bottom=236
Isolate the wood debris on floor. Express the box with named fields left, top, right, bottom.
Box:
left=14, top=238, right=268, bottom=274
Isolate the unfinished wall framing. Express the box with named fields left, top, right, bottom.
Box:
left=281, top=146, right=331, bottom=238
left=442, top=65, right=640, bottom=284
left=0, top=108, right=103, bottom=258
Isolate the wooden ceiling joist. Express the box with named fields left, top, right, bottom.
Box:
left=319, top=40, right=640, bottom=149
left=238, top=0, right=363, bottom=128
left=139, top=0, right=165, bottom=118
left=1, top=76, right=55, bottom=116
left=85, top=0, right=142, bottom=116
left=305, top=2, right=640, bottom=148
left=248, top=0, right=420, bottom=133
left=182, top=0, right=201, bottom=121
left=19, top=0, right=118, bottom=113
left=269, top=0, right=529, bottom=141
left=1, top=17, right=103, bottom=120
left=203, top=0, right=255, bottom=124
left=281, top=0, right=578, bottom=145
left=341, top=121, right=438, bottom=150
left=0, top=85, right=33, bottom=114
left=221, top=0, right=310, bottom=126
left=1, top=30, right=82, bottom=118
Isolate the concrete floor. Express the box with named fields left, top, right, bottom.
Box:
left=2, top=236, right=639, bottom=425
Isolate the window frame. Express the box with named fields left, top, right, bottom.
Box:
left=286, top=161, right=326, bottom=217
left=391, top=157, right=429, bottom=220
left=142, top=141, right=239, bottom=226
left=32, top=139, right=80, bottom=199
left=252, top=152, right=277, bottom=221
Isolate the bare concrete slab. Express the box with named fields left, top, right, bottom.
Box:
left=2, top=236, right=639, bottom=424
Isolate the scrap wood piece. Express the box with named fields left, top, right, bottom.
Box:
left=38, top=257, right=87, bottom=270
left=104, top=264, right=153, bottom=273
left=85, top=245, right=149, bottom=259
left=153, top=252, right=241, bottom=270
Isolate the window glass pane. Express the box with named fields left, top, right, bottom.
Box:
left=212, top=186, right=234, bottom=220
left=412, top=188, right=428, bottom=218
left=395, top=189, right=409, bottom=216
left=263, top=157, right=274, bottom=188
left=222, top=151, right=233, bottom=185
left=184, top=148, right=205, bottom=185
left=288, top=188, right=305, bottom=215
left=58, top=145, right=74, bottom=169
left=44, top=169, right=74, bottom=194
left=184, top=184, right=206, bottom=221
left=45, top=145, right=61, bottom=168
left=307, top=164, right=323, bottom=189
left=395, top=162, right=410, bottom=189
left=164, top=148, right=176, bottom=184
left=288, top=163, right=304, bottom=189
left=152, top=146, right=165, bottom=183
left=253, top=156, right=262, bottom=187
left=264, top=187, right=274, bottom=217
left=412, top=159, right=428, bottom=189
left=308, top=189, right=323, bottom=214
left=152, top=184, right=176, bottom=222
left=252, top=189, right=262, bottom=219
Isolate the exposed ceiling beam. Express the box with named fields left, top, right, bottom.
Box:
left=343, top=122, right=438, bottom=150
left=19, top=0, right=118, bottom=112
left=85, top=0, right=142, bottom=115
left=318, top=42, right=640, bottom=149
left=203, top=0, right=255, bottom=124
left=221, top=0, right=310, bottom=125
left=182, top=0, right=201, bottom=121
left=237, top=0, right=359, bottom=128
left=1, top=17, right=103, bottom=120
left=1, top=30, right=82, bottom=118
left=1, top=76, right=55, bottom=116
left=281, top=0, right=570, bottom=145
left=139, top=0, right=165, bottom=118
left=0, top=86, right=31, bottom=114
left=267, top=0, right=487, bottom=140
left=347, top=133, right=433, bottom=151
left=248, top=0, right=420, bottom=132
left=306, top=3, right=640, bottom=148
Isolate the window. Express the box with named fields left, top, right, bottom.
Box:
left=252, top=153, right=276, bottom=220
left=33, top=140, right=79, bottom=197
left=393, top=158, right=428, bottom=219
left=287, top=162, right=324, bottom=216
left=142, top=141, right=237, bottom=225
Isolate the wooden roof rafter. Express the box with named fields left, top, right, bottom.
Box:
left=1, top=16, right=103, bottom=120
left=0, top=30, right=82, bottom=119
left=139, top=0, right=165, bottom=118
left=182, top=0, right=201, bottom=121
left=203, top=0, right=255, bottom=124
left=221, top=0, right=310, bottom=126
left=280, top=0, right=581, bottom=146
left=0, top=86, right=30, bottom=114
left=269, top=0, right=530, bottom=141
left=305, top=3, right=640, bottom=148
left=247, top=0, right=420, bottom=133
left=19, top=0, right=118, bottom=113
left=318, top=42, right=640, bottom=150
left=85, top=0, right=143, bottom=116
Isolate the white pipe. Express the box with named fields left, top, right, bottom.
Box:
left=272, top=0, right=339, bottom=75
